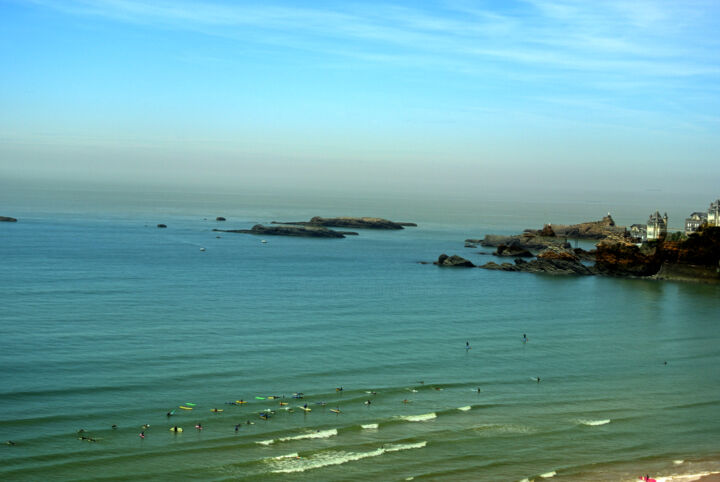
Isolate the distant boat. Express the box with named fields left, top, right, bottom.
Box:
left=261, top=240, right=267, bottom=244
left=200, top=247, right=206, bottom=251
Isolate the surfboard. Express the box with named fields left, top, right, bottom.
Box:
left=184, top=403, right=196, bottom=406
left=210, top=409, right=223, bottom=413
left=330, top=409, right=341, bottom=414
left=170, top=427, right=183, bottom=432
left=298, top=406, right=312, bottom=412
left=235, top=400, right=247, bottom=404
left=255, top=396, right=265, bottom=400
left=179, top=406, right=193, bottom=410
left=279, top=402, right=288, bottom=406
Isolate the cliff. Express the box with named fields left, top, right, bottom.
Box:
left=594, top=226, right=720, bottom=282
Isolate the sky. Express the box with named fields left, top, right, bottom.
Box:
left=1, top=0, right=719, bottom=201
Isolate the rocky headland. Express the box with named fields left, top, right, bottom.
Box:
left=214, top=224, right=357, bottom=238
left=0, top=216, right=17, bottom=222
left=272, top=216, right=416, bottom=230
left=435, top=215, right=719, bottom=283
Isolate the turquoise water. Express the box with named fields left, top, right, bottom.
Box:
left=1, top=191, right=719, bottom=481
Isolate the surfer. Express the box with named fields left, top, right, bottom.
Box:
left=537, top=377, right=541, bottom=383
left=466, top=341, right=471, bottom=350
left=142, top=424, right=150, bottom=430
left=139, top=431, right=145, bottom=439
left=477, top=387, right=481, bottom=393
left=234, top=424, right=240, bottom=432
left=523, top=333, right=527, bottom=343
left=6, top=440, right=16, bottom=446
left=172, top=426, right=180, bottom=432
left=111, top=424, right=117, bottom=430
left=365, top=400, right=371, bottom=405
left=336, top=387, right=343, bottom=392
left=167, top=411, right=173, bottom=417
left=195, top=424, right=203, bottom=430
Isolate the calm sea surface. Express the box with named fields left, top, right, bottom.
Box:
left=1, top=189, right=719, bottom=481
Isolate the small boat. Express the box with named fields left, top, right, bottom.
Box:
left=261, top=240, right=267, bottom=244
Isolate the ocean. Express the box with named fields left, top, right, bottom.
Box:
left=1, top=186, right=719, bottom=481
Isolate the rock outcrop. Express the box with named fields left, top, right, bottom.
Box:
left=434, top=254, right=475, bottom=267
left=0, top=216, right=17, bottom=222
left=475, top=234, right=571, bottom=250
left=272, top=217, right=416, bottom=230
left=214, top=224, right=356, bottom=238
left=494, top=243, right=533, bottom=257
left=157, top=224, right=167, bottom=228
left=480, top=258, right=596, bottom=276
left=527, top=215, right=627, bottom=240
left=216, top=217, right=226, bottom=221
left=537, top=246, right=579, bottom=261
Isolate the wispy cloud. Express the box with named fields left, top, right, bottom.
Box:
left=16, top=0, right=720, bottom=126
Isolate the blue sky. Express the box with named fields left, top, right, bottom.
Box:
left=1, top=0, right=719, bottom=198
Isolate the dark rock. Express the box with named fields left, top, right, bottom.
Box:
left=272, top=217, right=415, bottom=230
left=464, top=243, right=477, bottom=248
left=480, top=257, right=595, bottom=276
left=0, top=216, right=17, bottom=222
left=594, top=238, right=661, bottom=277
left=216, top=217, right=226, bottom=221
left=434, top=254, right=475, bottom=267
left=479, top=234, right=570, bottom=250
left=494, top=243, right=533, bottom=257
left=157, top=224, right=167, bottom=228
left=573, top=248, right=597, bottom=261
left=214, top=224, right=354, bottom=238
left=539, top=224, right=556, bottom=237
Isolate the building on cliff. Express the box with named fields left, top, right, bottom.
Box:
left=629, top=224, right=647, bottom=242
left=646, top=211, right=668, bottom=241
left=709, top=200, right=720, bottom=227
left=685, top=212, right=708, bottom=234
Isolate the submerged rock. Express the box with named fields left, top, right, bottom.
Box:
left=216, top=216, right=226, bottom=221
left=494, top=243, right=533, bottom=257
left=0, top=216, right=17, bottom=222
left=157, top=224, right=167, bottom=228
left=480, top=257, right=596, bottom=276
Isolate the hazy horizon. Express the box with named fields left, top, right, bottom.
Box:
left=1, top=1, right=719, bottom=201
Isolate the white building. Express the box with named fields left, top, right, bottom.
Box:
left=646, top=211, right=668, bottom=241
left=685, top=212, right=708, bottom=234
left=629, top=224, right=647, bottom=242
left=709, top=199, right=720, bottom=227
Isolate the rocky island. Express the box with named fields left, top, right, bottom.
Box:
left=0, top=216, right=18, bottom=222
left=214, top=224, right=357, bottom=238
left=272, top=216, right=417, bottom=230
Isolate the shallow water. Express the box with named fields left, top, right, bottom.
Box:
left=1, top=191, right=718, bottom=481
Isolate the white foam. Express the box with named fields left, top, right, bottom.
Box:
left=540, top=470, right=556, bottom=478
left=361, top=423, right=379, bottom=430
left=673, top=460, right=685, bottom=465
left=256, top=429, right=338, bottom=446
left=272, top=453, right=299, bottom=460
left=278, top=429, right=338, bottom=442
left=400, top=413, right=437, bottom=422
left=578, top=419, right=610, bottom=426
left=656, top=472, right=720, bottom=482
left=457, top=406, right=472, bottom=411
left=269, top=441, right=426, bottom=474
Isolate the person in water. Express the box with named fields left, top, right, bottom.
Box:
left=234, top=424, right=240, bottom=432
left=523, top=333, right=527, bottom=343
left=195, top=424, right=203, bottom=430
left=172, top=426, right=180, bottom=432
left=139, top=431, right=145, bottom=439
left=466, top=341, right=471, bottom=350
left=537, top=377, right=541, bottom=383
